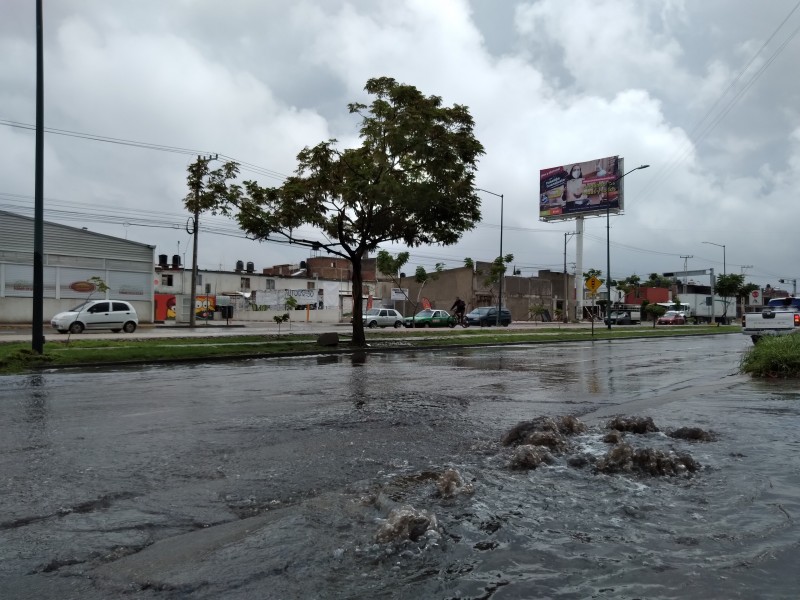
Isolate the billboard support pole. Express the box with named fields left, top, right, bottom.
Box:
left=576, top=218, right=584, bottom=320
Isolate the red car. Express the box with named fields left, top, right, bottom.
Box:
left=657, top=311, right=686, bottom=325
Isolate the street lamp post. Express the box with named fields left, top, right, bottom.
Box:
left=606, top=164, right=650, bottom=330
left=476, top=188, right=504, bottom=325
left=702, top=241, right=726, bottom=276
left=703, top=241, right=727, bottom=323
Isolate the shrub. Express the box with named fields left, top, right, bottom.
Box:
left=740, top=335, right=800, bottom=378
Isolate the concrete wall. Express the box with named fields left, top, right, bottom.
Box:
left=393, top=266, right=559, bottom=321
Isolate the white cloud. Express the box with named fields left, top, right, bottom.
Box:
left=2, top=0, right=799, bottom=287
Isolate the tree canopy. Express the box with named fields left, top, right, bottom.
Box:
left=219, top=77, right=485, bottom=346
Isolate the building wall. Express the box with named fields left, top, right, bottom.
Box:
left=0, top=210, right=155, bottom=323
left=394, top=266, right=558, bottom=321
left=154, top=267, right=351, bottom=322
left=624, top=287, right=670, bottom=305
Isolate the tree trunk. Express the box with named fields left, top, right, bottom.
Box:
left=350, top=255, right=366, bottom=346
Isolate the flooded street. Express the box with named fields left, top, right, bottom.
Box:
left=2, top=334, right=799, bottom=599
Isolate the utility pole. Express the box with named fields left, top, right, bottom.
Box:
left=680, top=255, right=693, bottom=290
left=189, top=154, right=218, bottom=328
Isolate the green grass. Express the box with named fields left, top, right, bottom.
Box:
left=0, top=325, right=739, bottom=375
left=739, top=334, right=800, bottom=378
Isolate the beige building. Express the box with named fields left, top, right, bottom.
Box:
left=383, top=265, right=575, bottom=322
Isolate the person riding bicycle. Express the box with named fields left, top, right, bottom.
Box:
left=451, top=297, right=467, bottom=324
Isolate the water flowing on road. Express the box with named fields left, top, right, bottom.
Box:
left=1, top=334, right=798, bottom=599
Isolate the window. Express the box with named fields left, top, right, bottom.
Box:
left=161, top=274, right=173, bottom=286
left=307, top=282, right=316, bottom=289
left=265, top=279, right=275, bottom=290
left=90, top=302, right=110, bottom=313
left=241, top=277, right=251, bottom=290
left=112, top=302, right=131, bottom=312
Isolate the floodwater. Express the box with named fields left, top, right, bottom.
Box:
left=1, top=334, right=799, bottom=599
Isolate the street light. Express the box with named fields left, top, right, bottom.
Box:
left=476, top=188, right=504, bottom=325
left=606, top=164, right=650, bottom=330
left=702, top=241, right=726, bottom=276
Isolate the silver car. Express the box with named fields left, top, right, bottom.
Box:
left=362, top=308, right=404, bottom=329
left=51, top=299, right=139, bottom=334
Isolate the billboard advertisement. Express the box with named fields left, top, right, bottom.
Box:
left=539, top=155, right=622, bottom=221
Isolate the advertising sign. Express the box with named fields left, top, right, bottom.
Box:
left=391, top=287, right=409, bottom=301
left=539, top=155, right=622, bottom=221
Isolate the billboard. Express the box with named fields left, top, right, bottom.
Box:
left=539, top=155, right=623, bottom=221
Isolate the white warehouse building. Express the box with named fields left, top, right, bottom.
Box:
left=0, top=210, right=156, bottom=324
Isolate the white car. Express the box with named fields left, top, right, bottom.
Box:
left=362, top=308, right=404, bottom=329
left=51, top=300, right=139, bottom=334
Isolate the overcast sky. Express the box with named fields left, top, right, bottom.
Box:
left=3, top=0, right=800, bottom=291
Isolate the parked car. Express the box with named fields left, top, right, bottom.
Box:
left=464, top=306, right=512, bottom=327
left=657, top=310, right=686, bottom=325
left=403, top=309, right=456, bottom=328
left=51, top=300, right=139, bottom=334
left=604, top=309, right=641, bottom=325
left=361, top=308, right=404, bottom=329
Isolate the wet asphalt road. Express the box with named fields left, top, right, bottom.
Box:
left=2, top=333, right=799, bottom=599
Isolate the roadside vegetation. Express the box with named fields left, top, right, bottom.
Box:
left=0, top=325, right=737, bottom=375
left=740, top=335, right=800, bottom=378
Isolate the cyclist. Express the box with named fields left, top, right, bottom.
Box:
left=450, top=296, right=467, bottom=325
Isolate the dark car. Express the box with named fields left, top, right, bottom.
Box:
left=464, top=306, right=512, bottom=327
left=604, top=309, right=641, bottom=325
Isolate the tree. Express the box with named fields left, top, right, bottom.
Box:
left=184, top=157, right=241, bottom=327
left=617, top=274, right=641, bottom=299
left=375, top=250, right=443, bottom=325
left=714, top=273, right=745, bottom=322
left=284, top=296, right=298, bottom=330
left=273, top=313, right=290, bottom=333
left=471, top=254, right=514, bottom=305
left=530, top=303, right=548, bottom=323
left=221, top=77, right=484, bottom=346
left=644, top=272, right=673, bottom=288
left=67, top=276, right=110, bottom=343
left=645, top=303, right=667, bottom=327
left=583, top=268, right=603, bottom=284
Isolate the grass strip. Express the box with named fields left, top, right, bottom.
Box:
left=0, top=325, right=739, bottom=375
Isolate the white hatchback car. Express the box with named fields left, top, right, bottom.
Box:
left=362, top=308, right=404, bottom=329
left=51, top=300, right=139, bottom=334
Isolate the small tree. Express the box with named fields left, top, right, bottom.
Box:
left=67, top=276, right=109, bottom=343
left=530, top=303, right=547, bottom=323
left=284, top=296, right=298, bottom=330
left=469, top=254, right=513, bottom=306
left=645, top=303, right=667, bottom=327
left=273, top=313, right=290, bottom=333
left=375, top=250, right=443, bottom=325
left=714, top=273, right=745, bottom=323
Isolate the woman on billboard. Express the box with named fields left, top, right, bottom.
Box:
left=564, top=164, right=588, bottom=211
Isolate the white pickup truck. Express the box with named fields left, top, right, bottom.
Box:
left=742, top=297, right=800, bottom=343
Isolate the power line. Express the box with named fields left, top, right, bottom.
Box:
left=638, top=1, right=800, bottom=199
left=0, top=119, right=292, bottom=182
